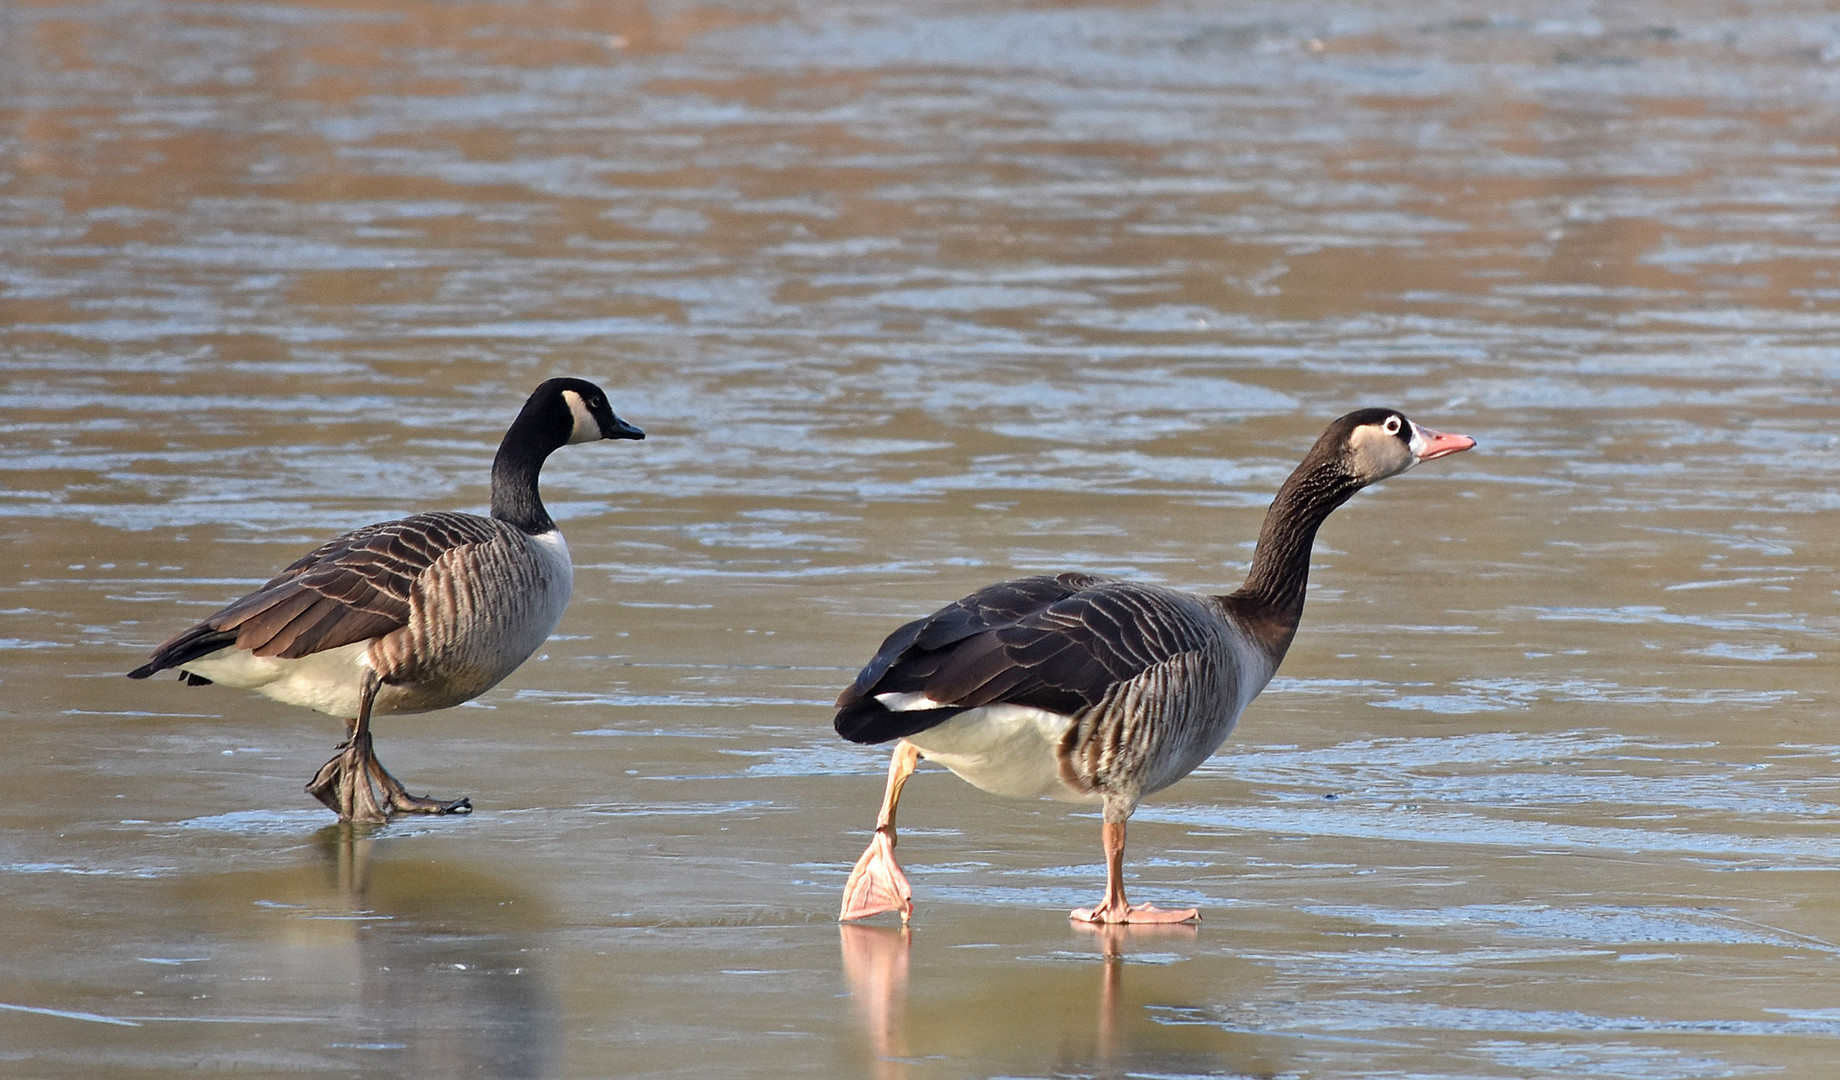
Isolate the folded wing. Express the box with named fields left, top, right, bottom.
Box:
left=128, top=512, right=508, bottom=677
left=834, top=572, right=1222, bottom=744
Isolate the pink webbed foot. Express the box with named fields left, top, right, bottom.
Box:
left=840, top=830, right=913, bottom=923
left=1073, top=818, right=1200, bottom=924
left=1070, top=900, right=1200, bottom=925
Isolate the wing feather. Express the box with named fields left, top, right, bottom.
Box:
left=129, top=512, right=511, bottom=675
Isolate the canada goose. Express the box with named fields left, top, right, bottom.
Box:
left=128, top=378, right=644, bottom=823
left=834, top=408, right=1474, bottom=923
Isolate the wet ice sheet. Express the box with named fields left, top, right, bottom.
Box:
left=7, top=0, right=1840, bottom=1077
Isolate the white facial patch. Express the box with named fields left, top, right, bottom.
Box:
left=1347, top=419, right=1416, bottom=480
left=1403, top=419, right=1428, bottom=464
left=561, top=389, right=602, bottom=444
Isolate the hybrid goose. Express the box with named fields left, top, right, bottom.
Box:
left=834, top=408, right=1473, bottom=923
left=128, top=378, right=644, bottom=823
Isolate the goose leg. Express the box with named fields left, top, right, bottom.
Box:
left=840, top=741, right=921, bottom=922
left=303, top=674, right=390, bottom=823
left=1070, top=820, right=1199, bottom=925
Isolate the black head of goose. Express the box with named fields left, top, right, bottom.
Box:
left=127, top=378, right=644, bottom=823
left=833, top=408, right=1473, bottom=924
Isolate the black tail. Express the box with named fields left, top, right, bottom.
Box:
left=127, top=626, right=238, bottom=680
left=834, top=696, right=969, bottom=745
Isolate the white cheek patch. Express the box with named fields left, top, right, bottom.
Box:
left=561, top=389, right=601, bottom=444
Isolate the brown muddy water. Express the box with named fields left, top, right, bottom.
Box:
left=5, top=1, right=1840, bottom=1077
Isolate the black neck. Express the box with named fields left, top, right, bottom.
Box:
left=1223, top=458, right=1361, bottom=661
left=489, top=403, right=569, bottom=534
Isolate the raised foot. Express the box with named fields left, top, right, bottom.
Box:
left=840, top=830, right=913, bottom=923
left=1069, top=901, right=1201, bottom=925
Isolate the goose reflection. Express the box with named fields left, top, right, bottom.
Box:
left=161, top=824, right=559, bottom=1078
left=839, top=924, right=911, bottom=1077
left=1072, top=921, right=1199, bottom=1065
left=842, top=919, right=1251, bottom=1078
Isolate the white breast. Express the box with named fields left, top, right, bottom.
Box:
left=521, top=528, right=575, bottom=644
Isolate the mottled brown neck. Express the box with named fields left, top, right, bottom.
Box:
left=1221, top=455, right=1362, bottom=665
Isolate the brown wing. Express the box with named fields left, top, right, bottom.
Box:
left=128, top=512, right=510, bottom=676
left=833, top=573, right=1221, bottom=744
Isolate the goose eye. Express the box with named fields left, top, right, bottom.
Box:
left=1383, top=416, right=1402, bottom=434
